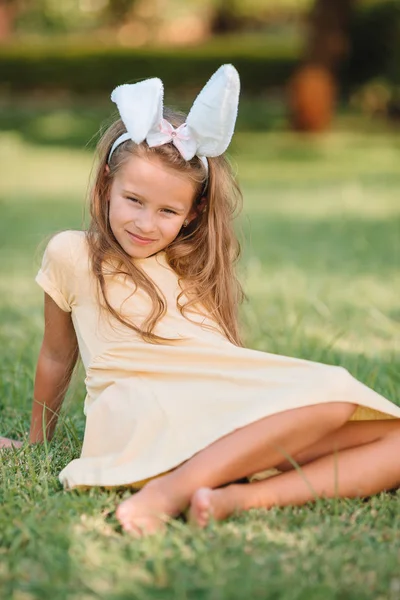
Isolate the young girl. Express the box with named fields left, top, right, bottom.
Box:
left=2, top=65, right=400, bottom=536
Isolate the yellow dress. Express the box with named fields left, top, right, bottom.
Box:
left=36, top=230, right=400, bottom=490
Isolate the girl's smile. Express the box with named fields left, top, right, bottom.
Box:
left=126, top=230, right=157, bottom=245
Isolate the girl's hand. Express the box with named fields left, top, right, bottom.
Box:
left=0, top=437, right=23, bottom=449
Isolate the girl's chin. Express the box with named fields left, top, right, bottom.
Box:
left=126, top=246, right=165, bottom=260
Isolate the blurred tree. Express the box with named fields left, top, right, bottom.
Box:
left=347, top=1, right=400, bottom=120
left=209, top=0, right=313, bottom=33
left=348, top=0, right=400, bottom=86
left=0, top=0, right=19, bottom=40
left=103, top=0, right=137, bottom=25
left=288, top=0, right=355, bottom=131
left=210, top=0, right=241, bottom=33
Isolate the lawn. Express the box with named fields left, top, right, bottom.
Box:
left=1, top=105, right=400, bottom=599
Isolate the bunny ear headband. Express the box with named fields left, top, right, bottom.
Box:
left=107, top=64, right=240, bottom=172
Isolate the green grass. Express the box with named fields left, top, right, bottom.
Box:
left=1, top=108, right=400, bottom=599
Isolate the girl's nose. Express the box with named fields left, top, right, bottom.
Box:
left=135, top=212, right=157, bottom=233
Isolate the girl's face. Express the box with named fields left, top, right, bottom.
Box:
left=108, top=153, right=197, bottom=259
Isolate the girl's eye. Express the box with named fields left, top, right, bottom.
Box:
left=126, top=198, right=176, bottom=215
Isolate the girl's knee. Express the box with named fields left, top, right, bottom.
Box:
left=337, top=401, right=356, bottom=424
left=323, top=401, right=356, bottom=430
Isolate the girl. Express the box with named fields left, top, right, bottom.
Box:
left=2, top=65, right=400, bottom=536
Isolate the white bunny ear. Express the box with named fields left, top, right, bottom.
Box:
left=111, top=78, right=164, bottom=144
left=186, top=64, right=240, bottom=157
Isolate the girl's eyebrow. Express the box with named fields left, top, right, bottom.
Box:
left=122, top=189, right=144, bottom=199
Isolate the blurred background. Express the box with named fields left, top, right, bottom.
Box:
left=1, top=6, right=400, bottom=595
left=1, top=0, right=400, bottom=126
left=0, top=0, right=399, bottom=414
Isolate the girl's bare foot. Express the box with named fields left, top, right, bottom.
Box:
left=0, top=437, right=22, bottom=449
left=115, top=479, right=185, bottom=537
left=189, top=486, right=243, bottom=528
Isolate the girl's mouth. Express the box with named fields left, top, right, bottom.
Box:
left=126, top=231, right=156, bottom=245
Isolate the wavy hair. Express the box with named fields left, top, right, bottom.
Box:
left=87, top=108, right=245, bottom=346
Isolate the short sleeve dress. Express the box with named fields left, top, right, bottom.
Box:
left=36, top=230, right=400, bottom=490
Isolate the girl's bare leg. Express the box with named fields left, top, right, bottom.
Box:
left=116, top=401, right=355, bottom=534
left=189, top=420, right=400, bottom=527
left=275, top=419, right=400, bottom=472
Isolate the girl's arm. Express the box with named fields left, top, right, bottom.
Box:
left=29, top=293, right=79, bottom=444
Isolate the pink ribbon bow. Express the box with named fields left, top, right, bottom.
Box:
left=146, top=119, right=198, bottom=161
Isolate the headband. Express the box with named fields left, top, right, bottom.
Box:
left=107, top=64, right=240, bottom=172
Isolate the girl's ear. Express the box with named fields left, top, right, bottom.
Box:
left=196, top=196, right=207, bottom=215
left=194, top=196, right=207, bottom=216
left=185, top=196, right=207, bottom=225
left=187, top=196, right=207, bottom=224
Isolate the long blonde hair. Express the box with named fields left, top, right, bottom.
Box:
left=87, top=108, right=245, bottom=346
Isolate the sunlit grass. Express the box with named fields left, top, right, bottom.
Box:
left=1, top=113, right=400, bottom=599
